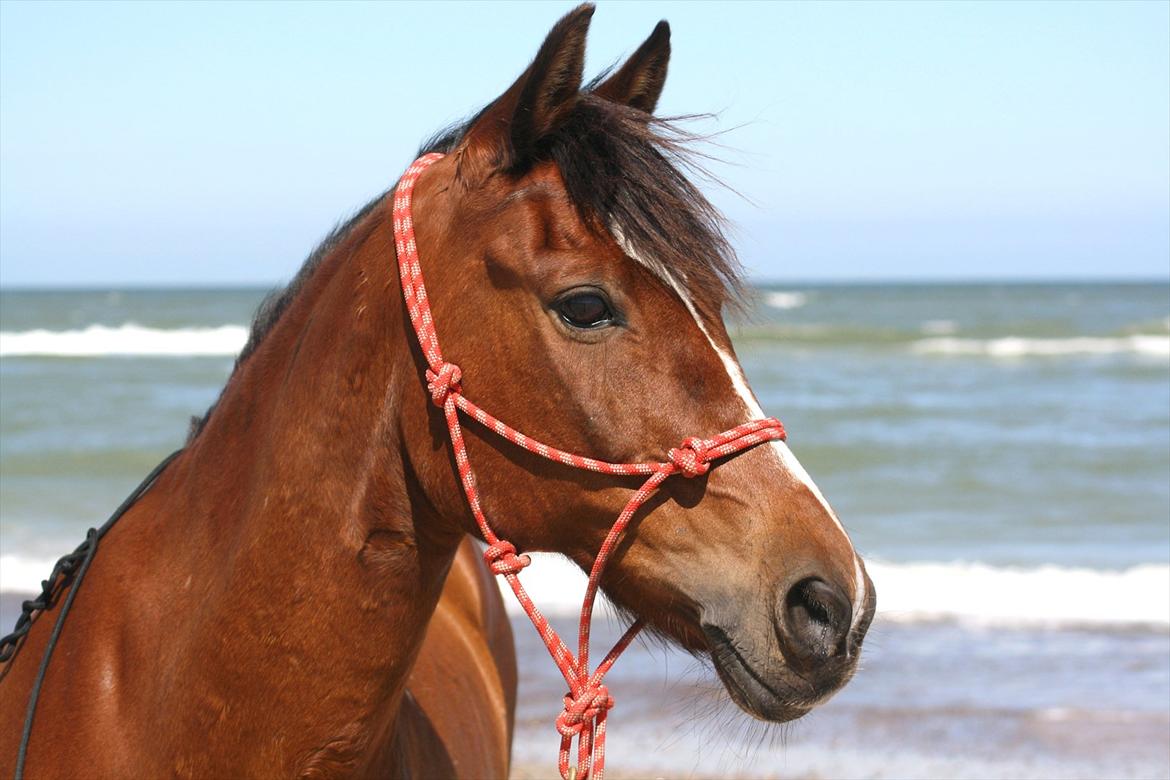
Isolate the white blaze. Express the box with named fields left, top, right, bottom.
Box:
left=613, top=227, right=868, bottom=630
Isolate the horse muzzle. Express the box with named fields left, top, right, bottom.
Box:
left=701, top=565, right=876, bottom=721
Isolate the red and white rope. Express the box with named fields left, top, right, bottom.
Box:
left=393, top=153, right=786, bottom=780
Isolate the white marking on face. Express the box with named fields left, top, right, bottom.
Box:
left=612, top=225, right=867, bottom=631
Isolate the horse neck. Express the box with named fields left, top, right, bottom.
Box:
left=160, top=200, right=464, bottom=731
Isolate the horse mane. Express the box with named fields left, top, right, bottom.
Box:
left=188, top=91, right=742, bottom=442
left=422, top=90, right=745, bottom=316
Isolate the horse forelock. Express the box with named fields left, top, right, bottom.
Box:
left=421, top=92, right=745, bottom=320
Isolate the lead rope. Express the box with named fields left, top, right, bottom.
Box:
left=393, top=154, right=786, bottom=780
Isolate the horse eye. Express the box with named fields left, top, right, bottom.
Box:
left=556, top=292, right=614, bottom=329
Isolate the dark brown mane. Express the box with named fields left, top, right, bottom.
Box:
left=190, top=92, right=742, bottom=442
left=424, top=92, right=744, bottom=318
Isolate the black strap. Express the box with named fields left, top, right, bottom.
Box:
left=2, top=449, right=183, bottom=780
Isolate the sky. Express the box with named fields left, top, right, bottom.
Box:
left=1, top=0, right=1167, bottom=287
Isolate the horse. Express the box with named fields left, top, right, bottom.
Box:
left=0, top=5, right=875, bottom=777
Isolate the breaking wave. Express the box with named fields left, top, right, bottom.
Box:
left=5, top=322, right=1167, bottom=362
left=912, top=335, right=1170, bottom=358
left=2, top=552, right=1166, bottom=629
left=0, top=323, right=248, bottom=357
left=867, top=559, right=1169, bottom=628
left=487, top=554, right=1169, bottom=629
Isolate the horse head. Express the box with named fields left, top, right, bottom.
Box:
left=399, top=3, right=874, bottom=724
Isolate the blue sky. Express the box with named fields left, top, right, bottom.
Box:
left=1, top=1, right=1167, bottom=286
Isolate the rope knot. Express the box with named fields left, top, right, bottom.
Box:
left=555, top=683, right=613, bottom=738
left=667, top=437, right=711, bottom=478
left=424, top=362, right=462, bottom=407
left=483, top=540, right=531, bottom=576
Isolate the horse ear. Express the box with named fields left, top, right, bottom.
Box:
left=593, top=20, right=671, bottom=113
left=460, top=4, right=594, bottom=175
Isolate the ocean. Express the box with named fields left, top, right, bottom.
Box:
left=2, top=282, right=1168, bottom=778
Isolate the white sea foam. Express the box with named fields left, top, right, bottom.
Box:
left=868, top=559, right=1170, bottom=628
left=913, top=335, right=1170, bottom=358
left=0, top=555, right=61, bottom=593
left=0, top=323, right=248, bottom=357
left=763, top=291, right=807, bottom=310
left=485, top=555, right=1170, bottom=629
left=2, top=551, right=1166, bottom=629
left=495, top=553, right=618, bottom=618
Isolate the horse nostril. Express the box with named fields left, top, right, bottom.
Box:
left=779, top=576, right=853, bottom=667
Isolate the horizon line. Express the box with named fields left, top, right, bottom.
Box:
left=2, top=275, right=1168, bottom=293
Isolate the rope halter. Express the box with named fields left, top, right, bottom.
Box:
left=393, top=153, right=786, bottom=780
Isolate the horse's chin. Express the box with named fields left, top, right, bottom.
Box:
left=701, top=623, right=837, bottom=722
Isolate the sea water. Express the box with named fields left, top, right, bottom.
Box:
left=2, top=282, right=1168, bottom=778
